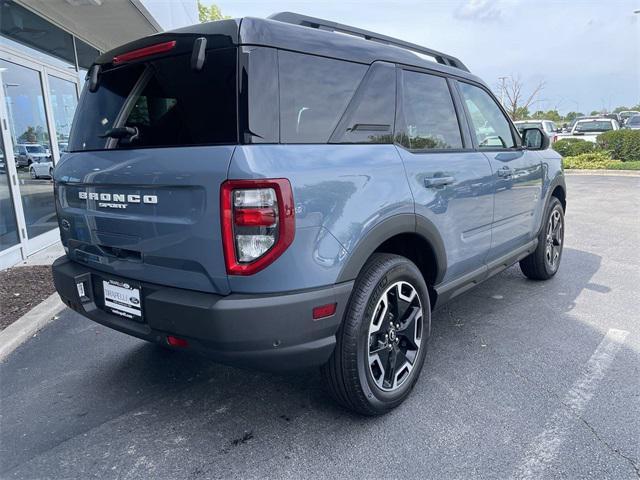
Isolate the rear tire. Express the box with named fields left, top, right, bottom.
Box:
left=321, top=253, right=431, bottom=415
left=520, top=197, right=564, bottom=280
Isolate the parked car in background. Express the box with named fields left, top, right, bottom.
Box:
left=619, top=111, right=640, bottom=125
left=13, top=143, right=51, bottom=168
left=562, top=118, right=619, bottom=142
left=623, top=115, right=640, bottom=130
left=514, top=120, right=559, bottom=144
left=29, top=157, right=54, bottom=179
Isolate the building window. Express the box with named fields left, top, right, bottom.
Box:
left=0, top=0, right=75, bottom=66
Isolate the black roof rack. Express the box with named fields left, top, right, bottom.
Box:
left=268, top=12, right=469, bottom=72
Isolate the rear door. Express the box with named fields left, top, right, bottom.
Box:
left=56, top=44, right=238, bottom=294
left=456, top=81, right=543, bottom=261
left=395, top=69, right=494, bottom=283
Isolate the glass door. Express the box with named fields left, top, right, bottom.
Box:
left=0, top=131, right=20, bottom=252
left=46, top=74, right=79, bottom=156
left=0, top=58, right=57, bottom=246
left=0, top=50, right=79, bottom=261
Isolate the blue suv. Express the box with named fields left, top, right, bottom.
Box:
left=52, top=13, right=566, bottom=415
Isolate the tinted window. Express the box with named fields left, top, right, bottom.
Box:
left=69, top=48, right=237, bottom=151
left=69, top=64, right=145, bottom=151
left=239, top=47, right=279, bottom=144
left=279, top=51, right=367, bottom=143
left=458, top=82, right=515, bottom=148
left=397, top=70, right=462, bottom=150
left=331, top=62, right=395, bottom=144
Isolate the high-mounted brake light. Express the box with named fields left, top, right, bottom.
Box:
left=113, top=40, right=176, bottom=65
left=221, top=179, right=295, bottom=275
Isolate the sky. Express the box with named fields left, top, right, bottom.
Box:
left=205, top=0, right=640, bottom=115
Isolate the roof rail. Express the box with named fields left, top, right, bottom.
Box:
left=268, top=12, right=470, bottom=72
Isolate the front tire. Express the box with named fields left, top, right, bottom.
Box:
left=30, top=167, right=38, bottom=179
left=520, top=197, right=565, bottom=280
left=321, top=253, right=431, bottom=415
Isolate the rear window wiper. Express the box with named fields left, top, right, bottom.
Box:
left=99, top=126, right=139, bottom=142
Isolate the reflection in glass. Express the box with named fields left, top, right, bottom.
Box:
left=0, top=59, right=56, bottom=239
left=0, top=133, right=20, bottom=251
left=48, top=75, right=78, bottom=153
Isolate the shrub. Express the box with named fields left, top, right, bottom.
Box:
left=552, top=138, right=599, bottom=157
left=596, top=130, right=640, bottom=162
left=562, top=152, right=618, bottom=169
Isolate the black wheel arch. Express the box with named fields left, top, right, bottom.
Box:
left=336, top=213, right=447, bottom=294
left=537, top=174, right=567, bottom=236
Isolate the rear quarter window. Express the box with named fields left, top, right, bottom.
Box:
left=278, top=51, right=367, bottom=143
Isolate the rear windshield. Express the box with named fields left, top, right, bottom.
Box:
left=574, top=121, right=613, bottom=133
left=627, top=116, right=640, bottom=125
left=516, top=122, right=542, bottom=130
left=69, top=48, right=237, bottom=152
left=26, top=145, right=46, bottom=154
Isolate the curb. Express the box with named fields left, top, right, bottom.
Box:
left=0, top=293, right=65, bottom=362
left=565, top=169, right=640, bottom=177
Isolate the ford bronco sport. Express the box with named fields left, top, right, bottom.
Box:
left=52, top=13, right=566, bottom=415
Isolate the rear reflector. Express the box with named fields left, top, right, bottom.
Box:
left=313, top=303, right=337, bottom=320
left=234, top=207, right=277, bottom=227
left=166, top=335, right=188, bottom=348
left=113, top=40, right=176, bottom=64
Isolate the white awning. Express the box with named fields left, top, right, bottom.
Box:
left=17, top=0, right=162, bottom=52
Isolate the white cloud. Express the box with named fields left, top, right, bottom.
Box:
left=454, top=0, right=516, bottom=22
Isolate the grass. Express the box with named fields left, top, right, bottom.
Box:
left=603, top=161, right=640, bottom=170
left=561, top=152, right=640, bottom=171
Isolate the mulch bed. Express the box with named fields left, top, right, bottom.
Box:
left=0, top=265, right=55, bottom=331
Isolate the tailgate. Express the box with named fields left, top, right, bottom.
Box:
left=56, top=147, right=234, bottom=294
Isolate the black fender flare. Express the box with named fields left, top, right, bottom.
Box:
left=537, top=173, right=567, bottom=235
left=336, top=213, right=447, bottom=284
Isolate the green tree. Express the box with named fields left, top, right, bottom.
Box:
left=613, top=106, right=629, bottom=113
left=531, top=110, right=546, bottom=119
left=513, top=106, right=530, bottom=121
left=198, top=1, right=230, bottom=22
left=544, top=110, right=563, bottom=122
left=565, top=111, right=584, bottom=122
left=590, top=110, right=601, bottom=116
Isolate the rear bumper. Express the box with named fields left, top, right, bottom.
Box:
left=52, top=256, right=353, bottom=371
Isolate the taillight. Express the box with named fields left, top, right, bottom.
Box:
left=113, top=40, right=176, bottom=65
left=221, top=179, right=295, bottom=275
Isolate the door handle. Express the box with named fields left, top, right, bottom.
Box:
left=497, top=166, right=512, bottom=178
left=424, top=176, right=455, bottom=188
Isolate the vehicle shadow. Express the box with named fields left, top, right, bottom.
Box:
left=3, top=247, right=638, bottom=478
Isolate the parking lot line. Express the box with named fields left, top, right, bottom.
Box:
left=512, top=328, right=629, bottom=479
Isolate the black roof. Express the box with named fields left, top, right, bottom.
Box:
left=96, top=14, right=483, bottom=85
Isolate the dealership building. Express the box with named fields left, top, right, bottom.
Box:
left=0, top=0, right=197, bottom=269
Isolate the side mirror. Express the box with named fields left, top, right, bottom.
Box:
left=521, top=127, right=549, bottom=150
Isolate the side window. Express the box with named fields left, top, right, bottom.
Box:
left=278, top=51, right=367, bottom=143
left=397, top=70, right=463, bottom=150
left=331, top=62, right=395, bottom=144
left=458, top=82, right=516, bottom=149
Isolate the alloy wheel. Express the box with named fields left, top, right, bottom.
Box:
left=545, top=209, right=563, bottom=270
left=368, top=281, right=423, bottom=392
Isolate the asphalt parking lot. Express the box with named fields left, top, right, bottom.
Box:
left=1, top=174, right=639, bottom=479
